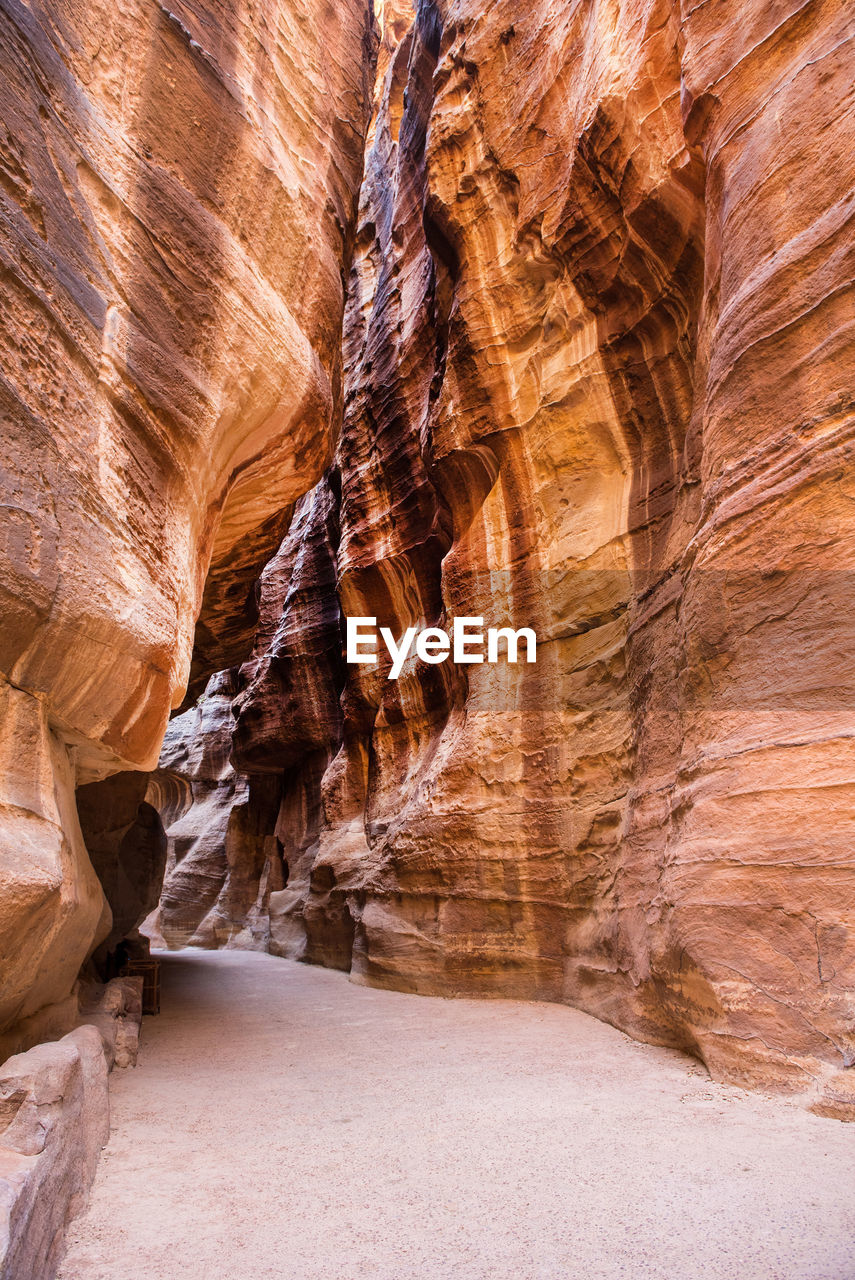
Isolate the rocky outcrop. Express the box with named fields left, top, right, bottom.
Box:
left=0, top=1027, right=109, bottom=1280
left=0, top=979, right=142, bottom=1280
left=153, top=0, right=855, bottom=1117
left=0, top=0, right=375, bottom=1040
left=233, top=476, right=353, bottom=968
left=143, top=475, right=344, bottom=953
left=144, top=669, right=285, bottom=950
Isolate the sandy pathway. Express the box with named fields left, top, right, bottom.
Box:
left=58, top=950, right=854, bottom=1280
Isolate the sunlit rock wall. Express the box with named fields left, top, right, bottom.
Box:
left=0, top=0, right=375, bottom=1038
left=150, top=0, right=855, bottom=1117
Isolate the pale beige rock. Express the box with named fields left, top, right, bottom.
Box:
left=0, top=682, right=107, bottom=1034
left=0, top=1026, right=108, bottom=1280
left=0, top=976, right=142, bottom=1277
left=77, top=977, right=144, bottom=1071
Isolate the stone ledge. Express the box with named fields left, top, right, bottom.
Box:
left=0, top=977, right=143, bottom=1280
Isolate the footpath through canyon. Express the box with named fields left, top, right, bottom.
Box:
left=2, top=0, right=855, bottom=1271
left=58, top=950, right=854, bottom=1280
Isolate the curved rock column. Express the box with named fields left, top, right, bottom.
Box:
left=0, top=0, right=375, bottom=1039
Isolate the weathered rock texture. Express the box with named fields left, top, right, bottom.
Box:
left=0, top=979, right=142, bottom=1280
left=0, top=1027, right=108, bottom=1280
left=145, top=669, right=285, bottom=950
left=0, top=0, right=375, bottom=1039
left=155, top=0, right=855, bottom=1118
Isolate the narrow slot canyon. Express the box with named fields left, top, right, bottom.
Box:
left=1, top=0, right=854, bottom=1275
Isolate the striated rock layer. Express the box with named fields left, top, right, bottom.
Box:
left=0, top=0, right=375, bottom=1037
left=157, top=0, right=855, bottom=1117
left=145, top=669, right=285, bottom=951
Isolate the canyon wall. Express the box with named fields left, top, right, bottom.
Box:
left=155, top=0, right=855, bottom=1117
left=0, top=0, right=375, bottom=1041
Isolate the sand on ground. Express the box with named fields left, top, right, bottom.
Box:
left=57, top=950, right=854, bottom=1280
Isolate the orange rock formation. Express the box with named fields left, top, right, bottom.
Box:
left=0, top=0, right=374, bottom=1040
left=154, top=0, right=855, bottom=1118
left=1, top=0, right=854, bottom=1124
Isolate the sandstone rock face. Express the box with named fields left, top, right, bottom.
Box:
left=76, top=977, right=144, bottom=1072
left=0, top=0, right=375, bottom=1037
left=0, top=993, right=143, bottom=1280
left=0, top=976, right=143, bottom=1280
left=146, top=669, right=285, bottom=950
left=75, top=773, right=168, bottom=968
left=154, top=0, right=855, bottom=1116
left=0, top=1026, right=108, bottom=1280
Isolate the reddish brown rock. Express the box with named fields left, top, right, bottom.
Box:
left=154, top=0, right=855, bottom=1116
left=75, top=773, right=168, bottom=968
left=145, top=670, right=284, bottom=950
left=0, top=0, right=375, bottom=1037
left=2, top=0, right=852, bottom=1123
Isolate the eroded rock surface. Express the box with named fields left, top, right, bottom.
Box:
left=0, top=1026, right=109, bottom=1280
left=0, top=976, right=142, bottom=1280
left=153, top=0, right=855, bottom=1116
left=0, top=0, right=375, bottom=1037
left=145, top=670, right=285, bottom=950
